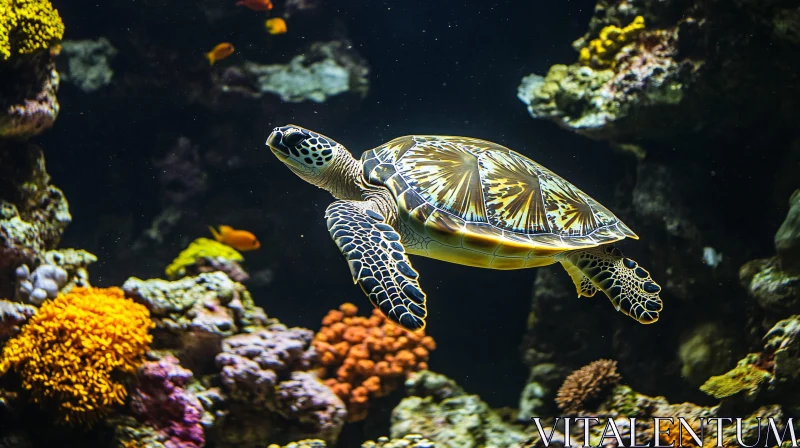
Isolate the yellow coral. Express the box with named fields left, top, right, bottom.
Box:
left=0, top=0, right=64, bottom=60
left=579, top=16, right=645, bottom=68
left=0, top=287, right=154, bottom=425
left=166, top=237, right=245, bottom=279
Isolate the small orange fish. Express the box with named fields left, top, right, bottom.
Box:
left=209, top=225, right=261, bottom=251
left=237, top=0, right=272, bottom=11
left=206, top=43, right=235, bottom=66
left=266, top=18, right=287, bottom=35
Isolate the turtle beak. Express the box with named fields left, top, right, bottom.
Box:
left=267, top=128, right=290, bottom=157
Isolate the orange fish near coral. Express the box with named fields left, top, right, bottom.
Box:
left=209, top=225, right=261, bottom=251
left=265, top=18, right=287, bottom=35
left=237, top=0, right=272, bottom=11
left=205, top=43, right=235, bottom=66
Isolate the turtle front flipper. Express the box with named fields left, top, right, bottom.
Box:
left=325, top=200, right=427, bottom=332
left=559, top=245, right=663, bottom=324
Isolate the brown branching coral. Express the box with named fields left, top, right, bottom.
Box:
left=555, top=359, right=621, bottom=414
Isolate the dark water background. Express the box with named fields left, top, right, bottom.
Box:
left=36, top=0, right=689, bottom=413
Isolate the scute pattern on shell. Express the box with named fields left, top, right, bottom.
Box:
left=364, top=135, right=634, bottom=247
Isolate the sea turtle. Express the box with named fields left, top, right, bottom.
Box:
left=267, top=125, right=663, bottom=332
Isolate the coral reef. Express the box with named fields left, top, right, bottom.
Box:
left=14, top=248, right=97, bottom=305
left=267, top=441, right=327, bottom=448
left=362, top=435, right=435, bottom=448
left=699, top=356, right=771, bottom=401
left=130, top=355, right=205, bottom=448
left=122, top=272, right=269, bottom=369
left=13, top=263, right=65, bottom=305
left=313, top=303, right=436, bottom=422
left=391, top=371, right=526, bottom=448
left=215, top=326, right=316, bottom=406
left=0, top=299, right=35, bottom=341
left=214, top=326, right=346, bottom=444
left=165, top=238, right=245, bottom=280
left=217, top=41, right=369, bottom=103
left=517, top=0, right=800, bottom=143
left=59, top=38, right=118, bottom=92
left=578, top=16, right=646, bottom=68
left=0, top=287, right=153, bottom=424
left=555, top=359, right=621, bottom=414
left=0, top=142, right=70, bottom=298
left=0, top=0, right=64, bottom=59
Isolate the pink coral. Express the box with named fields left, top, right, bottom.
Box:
left=130, top=356, right=205, bottom=448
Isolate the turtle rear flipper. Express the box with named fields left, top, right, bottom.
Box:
left=559, top=245, right=663, bottom=324
left=325, top=200, right=428, bottom=332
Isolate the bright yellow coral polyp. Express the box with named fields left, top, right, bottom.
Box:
left=579, top=16, right=645, bottom=68
left=0, top=0, right=65, bottom=60
left=0, top=287, right=154, bottom=425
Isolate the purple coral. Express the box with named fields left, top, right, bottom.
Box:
left=215, top=325, right=316, bottom=406
left=214, top=324, right=346, bottom=443
left=275, top=371, right=347, bottom=441
left=130, top=355, right=205, bottom=448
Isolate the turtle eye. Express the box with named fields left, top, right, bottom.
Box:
left=283, top=132, right=307, bottom=147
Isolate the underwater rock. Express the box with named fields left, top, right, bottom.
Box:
left=517, top=0, right=800, bottom=144
left=0, top=300, right=36, bottom=341
left=391, top=372, right=526, bottom=448
left=0, top=54, right=60, bottom=138
left=212, top=325, right=346, bottom=445
left=741, top=191, right=800, bottom=314
left=58, top=38, right=117, bottom=93
left=698, top=314, right=800, bottom=406
left=762, top=314, right=800, bottom=396
left=362, top=435, right=435, bottom=448
left=699, top=354, right=771, bottom=401
left=775, top=190, right=800, bottom=274
left=518, top=363, right=571, bottom=421
left=122, top=272, right=271, bottom=369
left=165, top=238, right=246, bottom=281
left=740, top=258, right=800, bottom=314
left=42, top=248, right=96, bottom=289
left=215, top=326, right=317, bottom=407
left=677, top=322, right=737, bottom=387
left=404, top=370, right=465, bottom=403
left=218, top=40, right=369, bottom=103
left=267, top=441, right=327, bottom=448
left=0, top=142, right=70, bottom=299
left=130, top=355, right=205, bottom=448
left=273, top=371, right=347, bottom=443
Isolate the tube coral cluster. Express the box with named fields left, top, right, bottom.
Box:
left=578, top=16, right=645, bottom=68
left=0, top=0, right=65, bottom=60
left=0, top=287, right=154, bottom=424
left=312, top=303, right=436, bottom=422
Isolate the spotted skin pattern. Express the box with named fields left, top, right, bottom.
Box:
left=325, top=200, right=428, bottom=331
left=560, top=245, right=663, bottom=324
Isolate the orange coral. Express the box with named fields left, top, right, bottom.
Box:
left=313, top=303, right=435, bottom=422
left=0, top=287, right=154, bottom=424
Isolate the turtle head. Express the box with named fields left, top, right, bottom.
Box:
left=267, top=124, right=365, bottom=200
left=267, top=125, right=342, bottom=174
